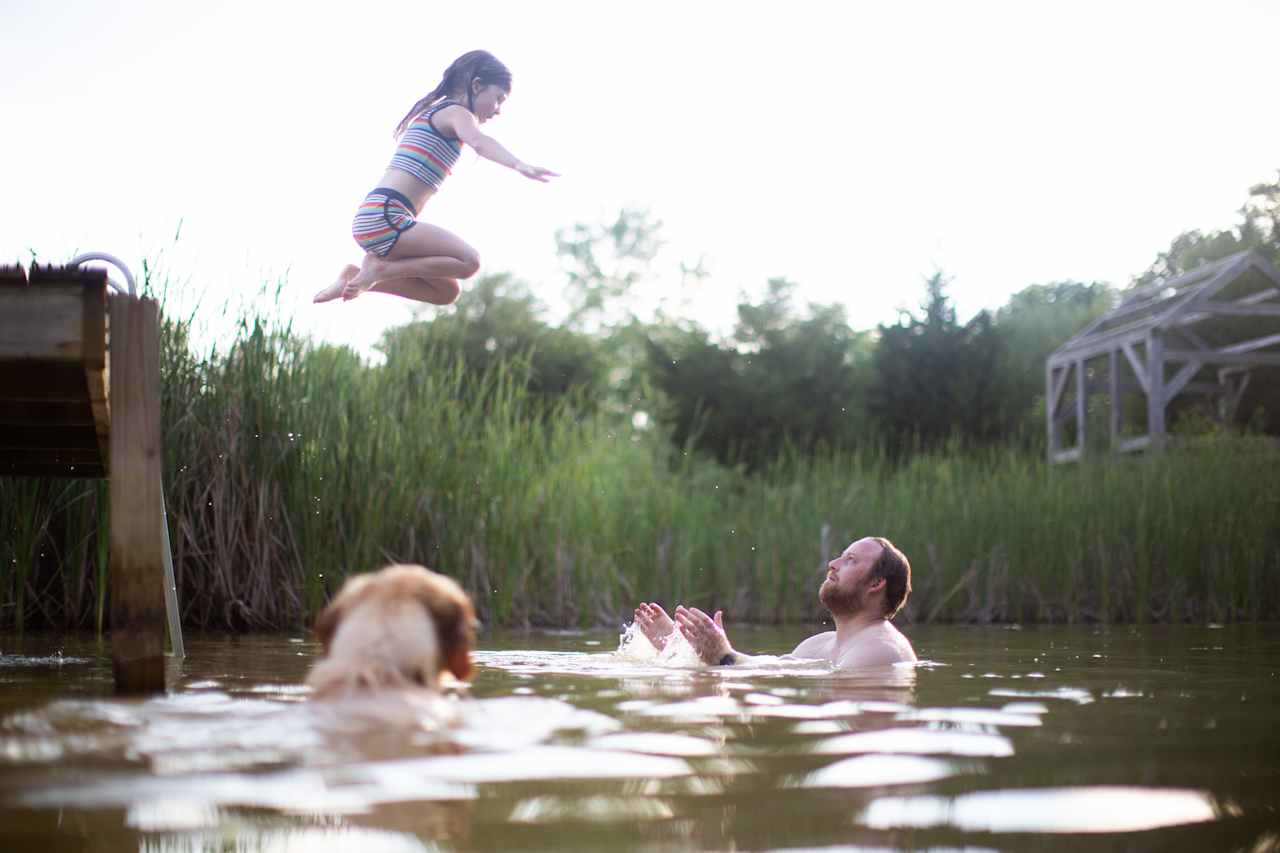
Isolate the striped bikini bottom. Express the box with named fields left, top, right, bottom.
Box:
left=351, top=187, right=418, bottom=257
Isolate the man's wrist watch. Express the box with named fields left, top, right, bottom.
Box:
left=717, top=652, right=735, bottom=666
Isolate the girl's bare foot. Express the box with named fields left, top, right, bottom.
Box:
left=314, top=264, right=359, bottom=303
left=633, top=602, right=675, bottom=651
left=342, top=253, right=384, bottom=300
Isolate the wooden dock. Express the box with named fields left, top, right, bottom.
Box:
left=1, top=262, right=173, bottom=693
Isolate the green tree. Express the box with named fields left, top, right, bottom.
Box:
left=555, top=207, right=664, bottom=331
left=378, top=273, right=607, bottom=407
left=869, top=272, right=1003, bottom=452
left=648, top=278, right=874, bottom=469
left=991, top=280, right=1116, bottom=441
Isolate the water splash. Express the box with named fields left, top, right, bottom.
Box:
left=614, top=623, right=705, bottom=667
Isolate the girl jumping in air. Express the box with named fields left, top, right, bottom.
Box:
left=314, top=50, right=557, bottom=306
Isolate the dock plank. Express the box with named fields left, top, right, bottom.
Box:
left=0, top=286, right=85, bottom=362
left=0, top=399, right=97, bottom=425
left=0, top=423, right=103, bottom=450
left=0, top=362, right=93, bottom=401
left=1, top=462, right=107, bottom=478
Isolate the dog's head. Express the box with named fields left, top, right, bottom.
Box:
left=313, top=564, right=476, bottom=688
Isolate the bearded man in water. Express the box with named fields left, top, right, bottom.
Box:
left=633, top=536, right=917, bottom=668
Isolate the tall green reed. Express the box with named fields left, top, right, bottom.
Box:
left=1, top=279, right=1277, bottom=631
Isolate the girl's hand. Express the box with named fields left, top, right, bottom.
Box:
left=516, top=162, right=559, bottom=182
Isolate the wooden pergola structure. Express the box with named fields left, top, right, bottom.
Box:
left=1046, top=249, right=1280, bottom=463
left=1, top=257, right=182, bottom=692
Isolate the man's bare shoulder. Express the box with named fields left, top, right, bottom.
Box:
left=791, top=631, right=837, bottom=659
left=835, top=622, right=917, bottom=669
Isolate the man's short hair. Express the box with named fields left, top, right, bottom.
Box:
left=870, top=537, right=911, bottom=619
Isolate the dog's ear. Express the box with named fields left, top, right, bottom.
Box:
left=313, top=573, right=374, bottom=653
left=412, top=571, right=476, bottom=682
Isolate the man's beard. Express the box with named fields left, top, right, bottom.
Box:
left=820, top=576, right=866, bottom=617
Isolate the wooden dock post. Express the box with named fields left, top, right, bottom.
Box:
left=106, top=295, right=167, bottom=692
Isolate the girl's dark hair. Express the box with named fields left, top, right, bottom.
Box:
left=394, top=50, right=512, bottom=138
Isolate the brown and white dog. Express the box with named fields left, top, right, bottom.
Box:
left=306, top=564, right=476, bottom=700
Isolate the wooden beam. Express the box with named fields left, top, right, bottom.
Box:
left=1159, top=253, right=1256, bottom=326
left=1118, top=436, right=1151, bottom=453
left=107, top=295, right=166, bottom=694
left=1122, top=343, right=1149, bottom=395
left=1174, top=290, right=1280, bottom=327
left=1181, top=381, right=1227, bottom=395
left=1049, top=364, right=1071, bottom=416
left=1052, top=447, right=1082, bottom=464
left=1075, top=359, right=1086, bottom=453
left=1120, top=250, right=1250, bottom=305
left=1045, top=361, right=1057, bottom=458
left=1109, top=349, right=1121, bottom=449
left=1168, top=327, right=1208, bottom=351
left=1166, top=360, right=1203, bottom=399
left=1240, top=287, right=1280, bottom=304
left=1219, top=331, right=1280, bottom=356
left=1147, top=332, right=1166, bottom=450
left=1164, top=349, right=1280, bottom=367
left=1224, top=372, right=1252, bottom=423
left=1185, top=303, right=1280, bottom=317
left=1052, top=318, right=1150, bottom=364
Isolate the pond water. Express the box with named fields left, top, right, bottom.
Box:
left=1, top=623, right=1278, bottom=851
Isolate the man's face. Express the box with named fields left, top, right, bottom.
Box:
left=819, top=538, right=884, bottom=616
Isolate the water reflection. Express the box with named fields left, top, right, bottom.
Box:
left=1, top=624, right=1277, bottom=851
left=799, top=754, right=973, bottom=788
left=587, top=732, right=720, bottom=756
left=861, top=786, right=1223, bottom=833
left=140, top=824, right=447, bottom=853
left=510, top=794, right=676, bottom=824
left=808, top=727, right=1014, bottom=758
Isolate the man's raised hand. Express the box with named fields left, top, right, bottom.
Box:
left=675, top=605, right=732, bottom=665
left=633, top=602, right=675, bottom=651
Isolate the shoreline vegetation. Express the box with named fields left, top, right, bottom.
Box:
left=6, top=175, right=1280, bottom=632
left=2, top=284, right=1277, bottom=633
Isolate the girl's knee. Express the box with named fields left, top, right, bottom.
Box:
left=457, top=247, right=481, bottom=279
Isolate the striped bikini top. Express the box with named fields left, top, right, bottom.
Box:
left=388, top=100, right=464, bottom=190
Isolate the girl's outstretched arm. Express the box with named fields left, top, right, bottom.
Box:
left=439, top=106, right=558, bottom=182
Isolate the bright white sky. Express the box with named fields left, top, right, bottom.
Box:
left=3, top=0, right=1278, bottom=354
